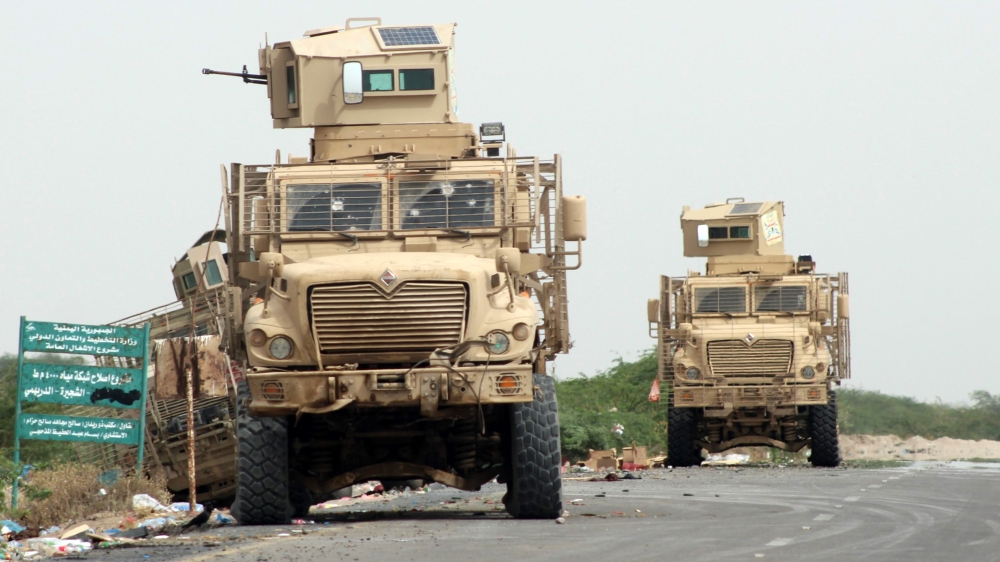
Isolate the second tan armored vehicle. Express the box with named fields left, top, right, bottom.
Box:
left=204, top=19, right=586, bottom=522
left=650, top=200, right=850, bottom=467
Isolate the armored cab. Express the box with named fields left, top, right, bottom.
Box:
left=203, top=18, right=586, bottom=523
left=649, top=199, right=850, bottom=467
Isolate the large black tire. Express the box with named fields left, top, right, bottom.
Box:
left=504, top=374, right=563, bottom=519
left=231, top=381, right=292, bottom=525
left=809, top=390, right=841, bottom=467
left=668, top=403, right=700, bottom=467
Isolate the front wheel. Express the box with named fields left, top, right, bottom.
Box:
left=667, top=403, right=700, bottom=467
left=232, top=383, right=292, bottom=525
left=504, top=374, right=563, bottom=519
left=809, top=390, right=841, bottom=467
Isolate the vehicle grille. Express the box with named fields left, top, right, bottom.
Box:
left=310, top=282, right=467, bottom=354
left=707, top=339, right=793, bottom=376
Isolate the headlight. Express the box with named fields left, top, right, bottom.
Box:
left=487, top=332, right=510, bottom=354
left=268, top=336, right=294, bottom=360
left=801, top=366, right=816, bottom=379
left=685, top=367, right=700, bottom=380
left=511, top=323, right=530, bottom=341
left=249, top=329, right=267, bottom=347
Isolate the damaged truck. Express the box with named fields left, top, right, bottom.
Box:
left=202, top=18, right=587, bottom=522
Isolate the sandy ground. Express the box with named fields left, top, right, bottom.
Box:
left=840, top=434, right=1000, bottom=461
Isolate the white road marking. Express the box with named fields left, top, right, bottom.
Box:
left=766, top=538, right=793, bottom=547
left=844, top=496, right=860, bottom=502
left=813, top=514, right=834, bottom=521
left=869, top=484, right=881, bottom=488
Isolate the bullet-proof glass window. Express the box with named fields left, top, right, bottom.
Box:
left=694, top=287, right=747, bottom=314
left=363, top=70, right=394, bottom=92
left=203, top=260, right=223, bottom=286
left=287, top=183, right=382, bottom=232
left=399, top=69, right=435, bottom=91
left=399, top=180, right=495, bottom=229
left=286, top=65, right=297, bottom=105
left=755, top=285, right=808, bottom=312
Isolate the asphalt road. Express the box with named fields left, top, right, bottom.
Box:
left=87, top=461, right=1000, bottom=562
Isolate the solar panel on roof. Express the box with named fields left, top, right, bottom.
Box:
left=729, top=203, right=763, bottom=215
left=378, top=27, right=441, bottom=47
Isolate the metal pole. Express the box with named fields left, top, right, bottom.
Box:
left=186, top=338, right=197, bottom=512
left=12, top=317, right=25, bottom=509
left=135, top=323, right=150, bottom=475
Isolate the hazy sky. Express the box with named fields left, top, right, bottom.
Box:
left=2, top=2, right=997, bottom=403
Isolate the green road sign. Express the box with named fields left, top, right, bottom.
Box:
left=13, top=317, right=151, bottom=508
left=17, top=413, right=139, bottom=445
left=21, top=320, right=146, bottom=357
left=19, top=363, right=144, bottom=409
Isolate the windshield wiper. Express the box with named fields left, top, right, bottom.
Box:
left=446, top=229, right=472, bottom=242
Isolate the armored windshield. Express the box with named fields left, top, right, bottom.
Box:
left=287, top=183, right=381, bottom=232
left=400, top=180, right=495, bottom=229
left=694, top=287, right=747, bottom=314
left=755, top=285, right=808, bottom=312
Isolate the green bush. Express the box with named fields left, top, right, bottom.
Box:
left=554, top=352, right=667, bottom=461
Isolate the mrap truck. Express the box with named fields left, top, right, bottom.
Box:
left=202, top=18, right=586, bottom=523
left=649, top=200, right=850, bottom=467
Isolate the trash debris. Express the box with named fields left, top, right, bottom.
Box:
left=170, top=502, right=205, bottom=512
left=38, top=526, right=61, bottom=537
left=23, top=538, right=92, bottom=557
left=702, top=453, right=751, bottom=466
left=555, top=517, right=565, bottom=524
left=133, top=494, right=172, bottom=512
left=59, top=524, right=90, bottom=540
left=0, top=521, right=25, bottom=535
left=612, top=423, right=625, bottom=436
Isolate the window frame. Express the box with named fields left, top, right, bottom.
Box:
left=753, top=284, right=811, bottom=314
left=691, top=285, right=750, bottom=316
left=362, top=69, right=395, bottom=92
left=399, top=68, right=436, bottom=91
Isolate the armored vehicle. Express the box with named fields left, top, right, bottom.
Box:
left=649, top=200, right=849, bottom=467
left=204, top=19, right=586, bottom=523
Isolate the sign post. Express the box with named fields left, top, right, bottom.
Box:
left=12, top=317, right=150, bottom=508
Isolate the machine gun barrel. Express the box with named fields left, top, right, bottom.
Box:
left=202, top=65, right=267, bottom=85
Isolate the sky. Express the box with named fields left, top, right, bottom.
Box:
left=2, top=1, right=998, bottom=403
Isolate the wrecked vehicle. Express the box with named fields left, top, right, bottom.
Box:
left=202, top=18, right=586, bottom=522
left=649, top=200, right=850, bottom=467
left=69, top=278, right=239, bottom=504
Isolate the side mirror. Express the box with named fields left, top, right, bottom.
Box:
left=258, top=252, right=284, bottom=278
left=697, top=224, right=709, bottom=248
left=647, top=299, right=660, bottom=324
left=562, top=195, right=587, bottom=242
left=495, top=248, right=521, bottom=275
left=343, top=61, right=363, bottom=105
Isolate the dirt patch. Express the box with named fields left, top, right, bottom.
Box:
left=841, top=434, right=1000, bottom=461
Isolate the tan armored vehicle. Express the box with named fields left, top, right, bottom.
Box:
left=649, top=200, right=849, bottom=467
left=203, top=18, right=586, bottom=523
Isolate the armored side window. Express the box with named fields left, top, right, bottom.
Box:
left=708, top=227, right=728, bottom=240
left=286, top=64, right=297, bottom=106
left=181, top=272, right=198, bottom=291
left=203, top=259, right=224, bottom=286
left=755, top=286, right=808, bottom=312
left=729, top=226, right=750, bottom=239
left=694, top=287, right=747, bottom=314
left=363, top=70, right=394, bottom=92
left=399, top=69, right=435, bottom=91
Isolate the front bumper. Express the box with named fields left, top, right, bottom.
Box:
left=672, top=384, right=828, bottom=410
left=247, top=364, right=534, bottom=417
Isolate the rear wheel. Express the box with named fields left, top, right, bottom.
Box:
left=232, top=382, right=291, bottom=525
left=504, top=374, right=563, bottom=519
left=809, top=390, right=841, bottom=467
left=668, top=403, right=700, bottom=467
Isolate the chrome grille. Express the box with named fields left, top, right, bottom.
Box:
left=707, top=339, right=793, bottom=375
left=310, top=282, right=467, bottom=354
